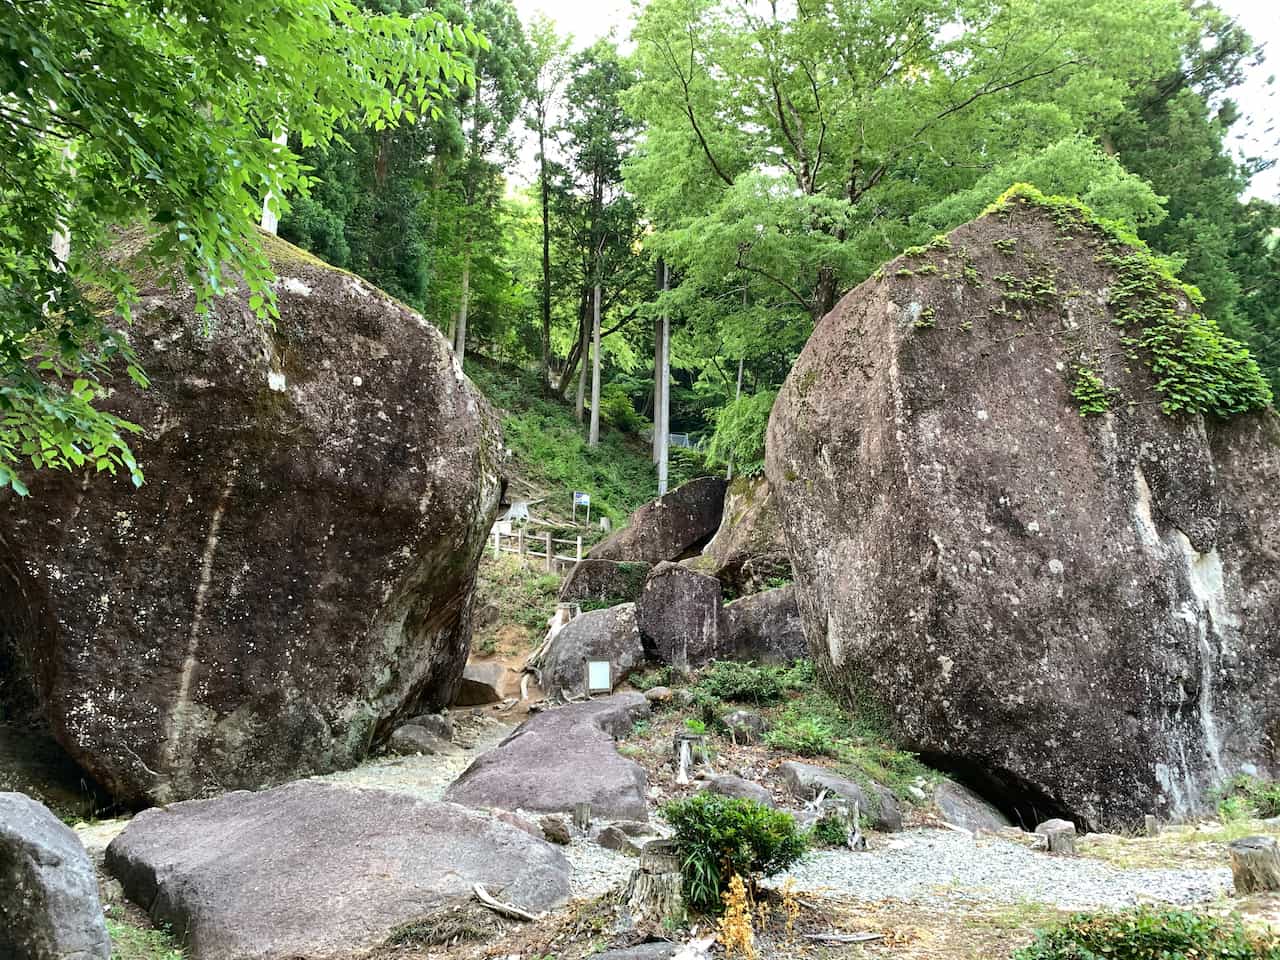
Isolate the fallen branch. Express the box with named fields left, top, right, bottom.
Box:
left=803, top=932, right=884, bottom=944
left=472, top=883, right=545, bottom=922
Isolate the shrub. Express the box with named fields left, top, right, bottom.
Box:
left=663, top=793, right=808, bottom=914
left=629, top=667, right=674, bottom=692
left=1013, top=907, right=1280, bottom=960
left=697, top=661, right=787, bottom=705
left=1215, top=775, right=1280, bottom=821
left=810, top=812, right=851, bottom=848
left=765, top=715, right=839, bottom=757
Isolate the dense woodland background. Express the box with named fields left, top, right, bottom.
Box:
left=279, top=0, right=1280, bottom=480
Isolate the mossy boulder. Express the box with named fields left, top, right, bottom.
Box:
left=698, top=475, right=792, bottom=594
left=0, top=231, right=504, bottom=805
left=766, top=190, right=1280, bottom=828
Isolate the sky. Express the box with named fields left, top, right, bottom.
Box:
left=512, top=0, right=1279, bottom=200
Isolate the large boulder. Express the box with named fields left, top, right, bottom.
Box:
left=719, top=585, right=807, bottom=663
left=446, top=693, right=651, bottom=820
left=536, top=603, right=646, bottom=699
left=0, top=232, right=504, bottom=805
left=636, top=562, right=722, bottom=669
left=104, top=781, right=569, bottom=960
left=766, top=190, right=1280, bottom=828
left=559, top=559, right=652, bottom=605
left=453, top=660, right=511, bottom=707
left=588, top=477, right=727, bottom=563
left=0, top=792, right=111, bottom=960
left=699, top=475, right=792, bottom=595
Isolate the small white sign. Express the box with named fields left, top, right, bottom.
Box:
left=587, top=660, right=612, bottom=693
left=573, top=491, right=591, bottom=506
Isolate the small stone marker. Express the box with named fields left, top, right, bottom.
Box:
left=1230, top=835, right=1280, bottom=894
left=1144, top=814, right=1159, bottom=837
left=1034, top=818, right=1077, bottom=856
left=574, top=801, right=592, bottom=833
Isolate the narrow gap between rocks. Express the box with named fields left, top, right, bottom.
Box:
left=919, top=750, right=1088, bottom=832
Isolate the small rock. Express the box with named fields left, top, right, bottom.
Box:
left=405, top=712, right=454, bottom=742
left=611, top=820, right=655, bottom=837
left=723, top=710, right=769, bottom=744
left=644, top=686, right=673, bottom=703
left=934, top=780, right=1011, bottom=833
left=0, top=792, right=111, bottom=960
left=540, top=814, right=572, bottom=845
left=1034, top=818, right=1078, bottom=856
left=597, top=825, right=645, bottom=856
left=779, top=761, right=902, bottom=832
left=706, top=775, right=774, bottom=808
left=387, top=724, right=454, bottom=756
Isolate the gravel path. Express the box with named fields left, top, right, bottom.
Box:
left=309, top=714, right=514, bottom=801
left=778, top=829, right=1230, bottom=909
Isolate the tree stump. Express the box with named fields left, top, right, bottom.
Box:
left=623, top=839, right=684, bottom=924
left=574, top=802, right=592, bottom=833
left=1230, top=836, right=1280, bottom=894
left=1034, top=818, right=1077, bottom=856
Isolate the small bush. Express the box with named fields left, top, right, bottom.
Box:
left=663, top=793, right=807, bottom=914
left=697, top=661, right=787, bottom=705
left=1013, top=907, right=1280, bottom=959
left=810, top=812, right=850, bottom=848
left=765, top=715, right=839, bottom=757
left=629, top=667, right=674, bottom=692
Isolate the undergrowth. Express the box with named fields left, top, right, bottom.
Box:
left=472, top=554, right=561, bottom=654
left=106, top=911, right=184, bottom=960
left=1013, top=906, right=1280, bottom=959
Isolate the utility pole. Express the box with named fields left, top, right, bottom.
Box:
left=588, top=241, right=603, bottom=447
left=657, top=262, right=671, bottom=495
left=260, top=127, right=288, bottom=235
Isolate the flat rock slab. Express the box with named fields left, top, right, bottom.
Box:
left=446, top=693, right=651, bottom=821
left=104, top=780, right=570, bottom=960
left=1, top=792, right=110, bottom=960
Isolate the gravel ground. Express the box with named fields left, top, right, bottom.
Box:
left=309, top=713, right=515, bottom=801
left=778, top=829, right=1231, bottom=909
left=563, top=838, right=637, bottom=899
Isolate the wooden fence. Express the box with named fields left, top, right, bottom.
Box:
left=491, top=527, right=583, bottom=571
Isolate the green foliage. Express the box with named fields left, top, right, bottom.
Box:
left=765, top=715, right=839, bottom=758
left=629, top=666, right=674, bottom=692
left=1012, top=907, right=1280, bottom=960
left=1214, top=775, right=1280, bottom=822
left=663, top=792, right=807, bottom=913
left=106, top=911, right=184, bottom=960
left=811, top=811, right=853, bottom=848
left=695, top=661, right=789, bottom=706
left=1070, top=366, right=1112, bottom=416
left=705, top=390, right=776, bottom=477
left=466, top=359, right=658, bottom=522
left=0, top=0, right=478, bottom=495
left=684, top=716, right=708, bottom=735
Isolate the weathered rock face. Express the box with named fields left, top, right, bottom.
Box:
left=445, top=693, right=650, bottom=820
left=559, top=559, right=652, bottom=605
left=453, top=661, right=510, bottom=707
left=766, top=196, right=1280, bottom=828
left=104, top=781, right=570, bottom=960
left=778, top=761, right=902, bottom=832
left=719, top=586, right=807, bottom=663
left=537, top=603, right=645, bottom=699
left=699, top=475, right=792, bottom=595
left=636, top=563, right=722, bottom=669
left=934, top=780, right=1012, bottom=833
left=588, top=477, right=727, bottom=563
left=0, top=232, right=504, bottom=805
left=0, top=792, right=111, bottom=960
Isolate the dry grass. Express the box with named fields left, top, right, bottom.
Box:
left=1078, top=819, right=1280, bottom=870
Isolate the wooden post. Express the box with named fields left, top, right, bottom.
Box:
left=1230, top=836, right=1280, bottom=894
left=493, top=528, right=501, bottom=559
left=574, top=802, right=592, bottom=833
left=1144, top=814, right=1159, bottom=838
left=576, top=536, right=583, bottom=561
left=544, top=531, right=553, bottom=572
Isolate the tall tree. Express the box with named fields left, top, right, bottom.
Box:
left=526, top=16, right=571, bottom=389
left=0, top=0, right=477, bottom=495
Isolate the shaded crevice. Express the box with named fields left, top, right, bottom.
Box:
left=920, top=750, right=1089, bottom=833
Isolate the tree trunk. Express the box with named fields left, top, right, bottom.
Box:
left=588, top=279, right=602, bottom=446
left=1231, top=836, right=1280, bottom=894
left=574, top=307, right=589, bottom=423
left=539, top=127, right=553, bottom=391
left=453, top=243, right=471, bottom=362
left=812, top=264, right=838, bottom=323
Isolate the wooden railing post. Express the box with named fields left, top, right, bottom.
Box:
left=576, top=536, right=582, bottom=561
left=493, top=528, right=501, bottom=559
left=545, top=531, right=553, bottom=572
left=517, top=527, right=525, bottom=564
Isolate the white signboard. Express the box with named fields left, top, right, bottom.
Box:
left=587, top=660, right=613, bottom=694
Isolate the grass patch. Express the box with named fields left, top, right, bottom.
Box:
left=472, top=554, right=561, bottom=655
left=1079, top=819, right=1280, bottom=871
left=106, top=909, right=184, bottom=960
left=1013, top=906, right=1280, bottom=959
